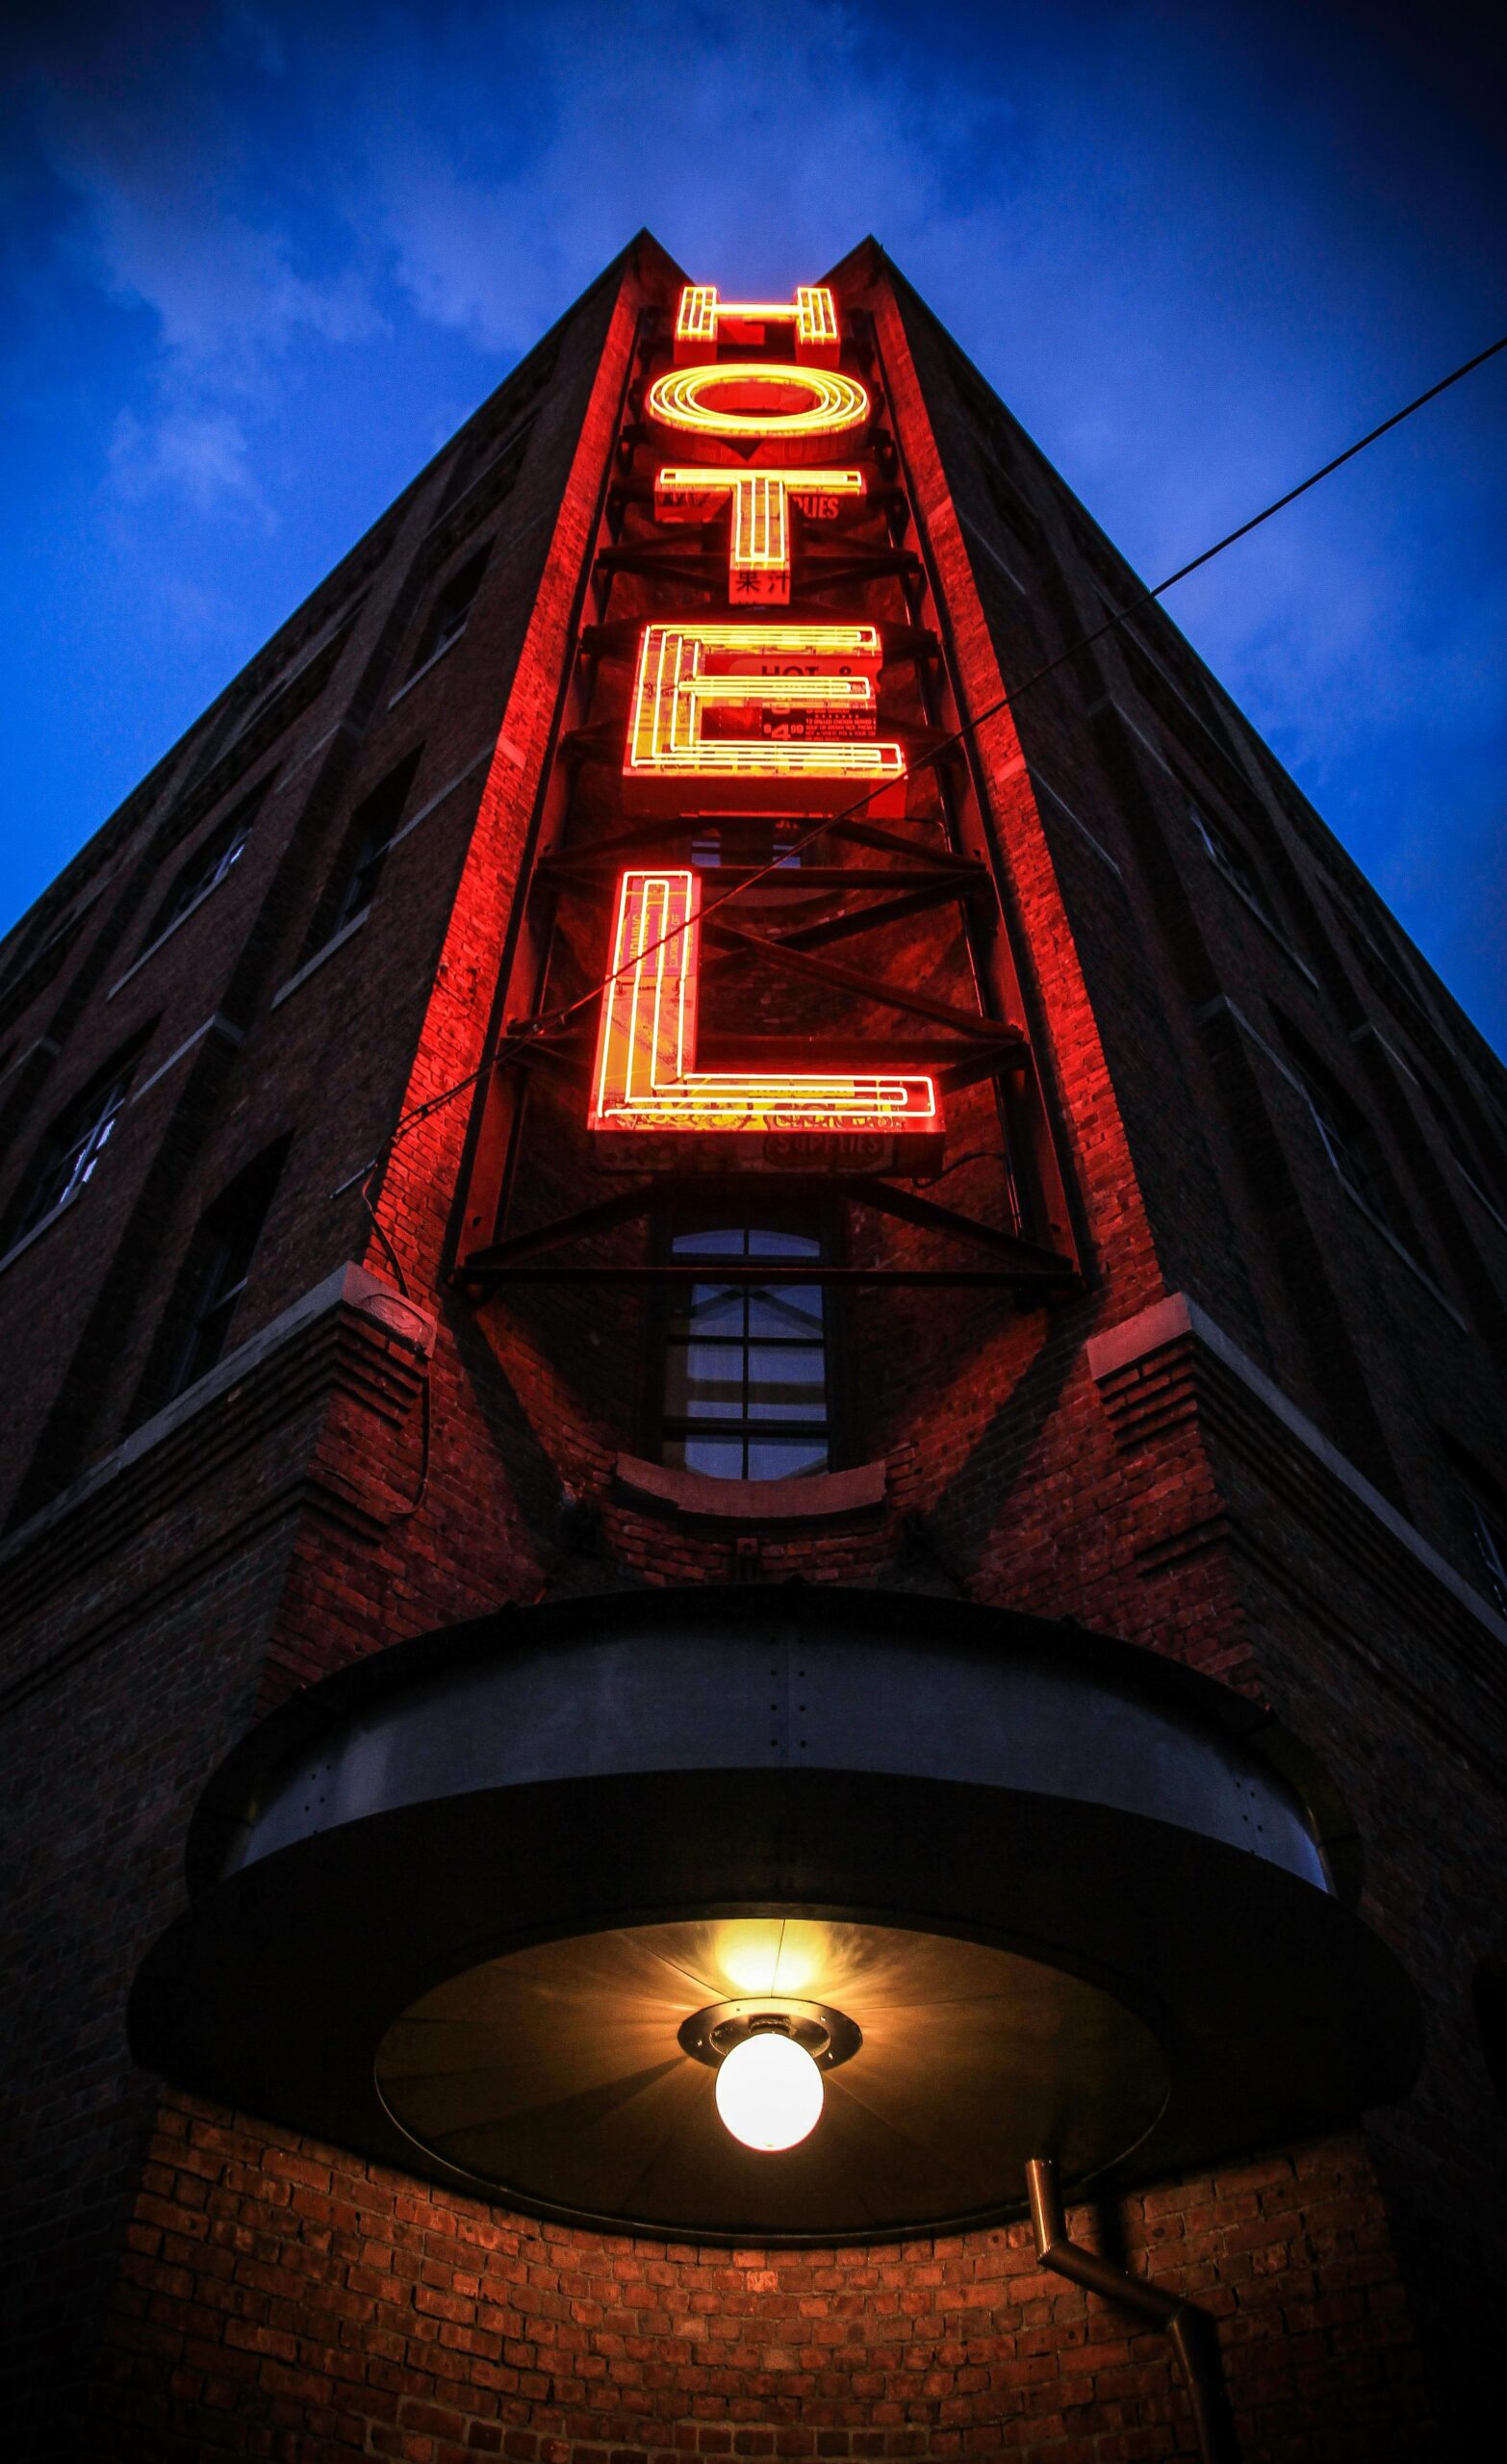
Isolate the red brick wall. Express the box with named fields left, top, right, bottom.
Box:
left=90, top=2099, right=1430, bottom=2464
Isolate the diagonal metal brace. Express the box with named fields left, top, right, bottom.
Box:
left=705, top=914, right=1024, bottom=1042
left=833, top=1178, right=1075, bottom=1273
left=459, top=1185, right=655, bottom=1274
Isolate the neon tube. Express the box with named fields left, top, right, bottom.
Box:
left=589, top=869, right=938, bottom=1138
left=675, top=284, right=840, bottom=366
left=654, top=467, right=865, bottom=603
left=645, top=362, right=870, bottom=448
left=624, top=622, right=906, bottom=812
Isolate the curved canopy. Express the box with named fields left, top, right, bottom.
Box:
left=131, top=1583, right=1420, bottom=2243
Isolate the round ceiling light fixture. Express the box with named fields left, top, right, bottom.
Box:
left=678, top=1994, right=862, bottom=2154
left=715, top=2029, right=823, bottom=2151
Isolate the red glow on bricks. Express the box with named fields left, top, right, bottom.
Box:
left=589, top=868, right=939, bottom=1144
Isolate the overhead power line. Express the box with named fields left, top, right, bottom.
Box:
left=336, top=323, right=1507, bottom=1202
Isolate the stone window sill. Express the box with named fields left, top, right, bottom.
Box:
left=1206, top=853, right=1318, bottom=986
left=108, top=882, right=224, bottom=998
left=271, top=908, right=370, bottom=1010
left=0, top=1183, right=84, bottom=1281
left=388, top=623, right=467, bottom=708
left=614, top=1451, right=886, bottom=1523
left=1334, top=1176, right=1466, bottom=1328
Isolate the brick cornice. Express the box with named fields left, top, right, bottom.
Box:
left=0, top=1265, right=434, bottom=1693
left=1089, top=1290, right=1507, bottom=1697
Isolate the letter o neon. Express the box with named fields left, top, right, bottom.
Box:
left=645, top=361, right=870, bottom=443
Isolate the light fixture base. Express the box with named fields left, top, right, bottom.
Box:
left=679, top=1996, right=861, bottom=2072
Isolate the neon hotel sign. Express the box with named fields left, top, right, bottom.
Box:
left=588, top=283, right=940, bottom=1160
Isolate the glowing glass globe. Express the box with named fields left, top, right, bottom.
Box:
left=714, top=2030, right=825, bottom=2151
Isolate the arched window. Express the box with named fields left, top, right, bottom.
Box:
left=661, top=1215, right=833, bottom=1481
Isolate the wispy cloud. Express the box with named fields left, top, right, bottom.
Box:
left=350, top=1, right=996, bottom=353
left=16, top=3, right=381, bottom=505
left=108, top=404, right=264, bottom=514
left=2, top=0, right=1502, bottom=1041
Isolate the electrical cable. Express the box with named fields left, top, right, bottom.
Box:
left=334, top=324, right=1507, bottom=1205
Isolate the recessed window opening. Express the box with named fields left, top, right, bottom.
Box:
left=317, top=750, right=423, bottom=948
left=0, top=892, right=95, bottom=1030
left=1444, top=1133, right=1507, bottom=1225
left=1276, top=1021, right=1403, bottom=1238
left=1474, top=1962, right=1507, bottom=2113
left=1324, top=883, right=1432, bottom=1030
left=10, top=1052, right=140, bottom=1243
left=332, top=825, right=390, bottom=937
left=980, top=454, right=1040, bottom=550
left=410, top=547, right=490, bottom=677
left=1347, top=894, right=1419, bottom=988
left=149, top=779, right=271, bottom=945
left=164, top=1143, right=289, bottom=1403
left=1305, top=1081, right=1393, bottom=1226
left=1190, top=801, right=1278, bottom=926
left=661, top=1217, right=832, bottom=1481
left=1418, top=1082, right=1506, bottom=1220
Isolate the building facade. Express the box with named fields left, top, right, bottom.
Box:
left=2, top=232, right=1504, bottom=2459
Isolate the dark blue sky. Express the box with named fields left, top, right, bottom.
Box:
left=4, top=2, right=1503, bottom=1046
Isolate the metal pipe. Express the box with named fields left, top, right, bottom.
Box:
left=1025, top=2157, right=1238, bottom=2464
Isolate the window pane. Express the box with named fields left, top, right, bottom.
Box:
left=28, top=1079, right=128, bottom=1228
left=676, top=1436, right=746, bottom=1479
left=748, top=1437, right=828, bottom=1480
left=746, top=1345, right=827, bottom=1421
left=178, top=1293, right=239, bottom=1395
left=747, top=1226, right=821, bottom=1258
left=69, top=1109, right=121, bottom=1195
left=333, top=834, right=388, bottom=933
left=677, top=1282, right=745, bottom=1335
left=671, top=1226, right=747, bottom=1256
left=748, top=1284, right=823, bottom=1335
left=665, top=1342, right=745, bottom=1420
left=162, top=1142, right=287, bottom=1406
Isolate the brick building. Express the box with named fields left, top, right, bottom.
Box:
left=2, top=232, right=1504, bottom=2460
